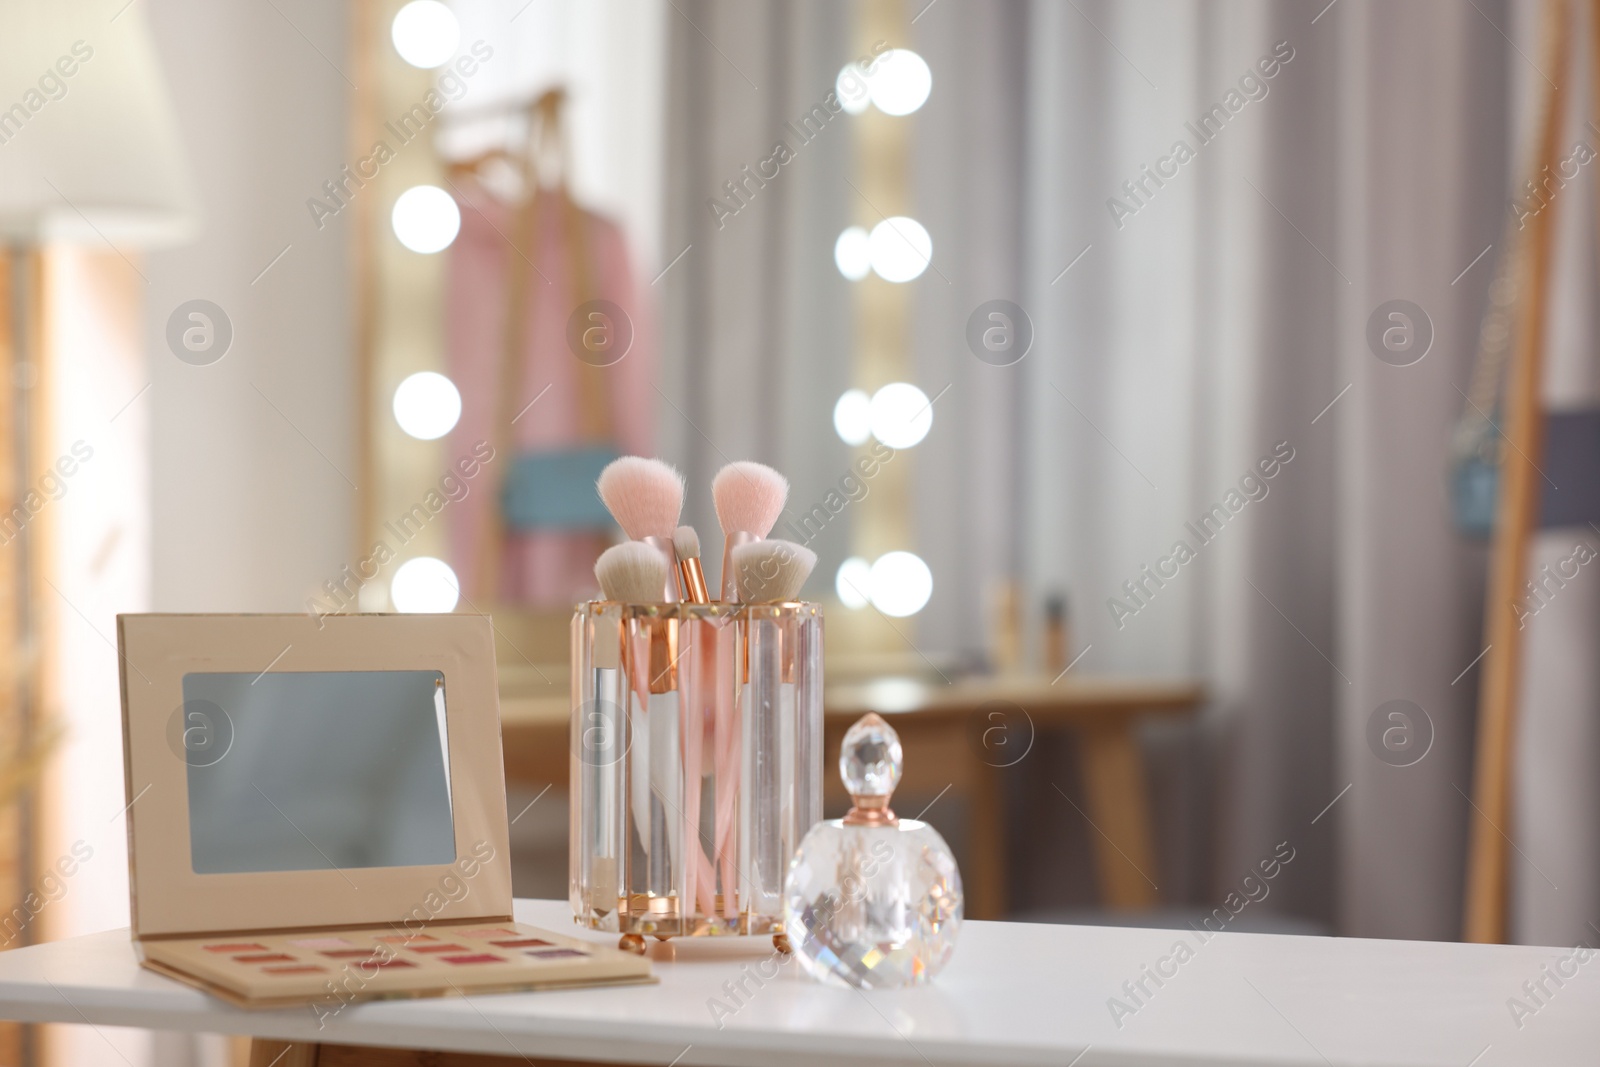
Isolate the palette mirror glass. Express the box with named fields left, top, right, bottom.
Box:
left=181, top=670, right=455, bottom=875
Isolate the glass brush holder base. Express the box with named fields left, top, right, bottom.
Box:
left=569, top=600, right=822, bottom=954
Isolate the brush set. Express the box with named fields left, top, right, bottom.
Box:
left=574, top=457, right=822, bottom=953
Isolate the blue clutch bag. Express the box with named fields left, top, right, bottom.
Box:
left=500, top=445, right=619, bottom=531
left=1450, top=410, right=1600, bottom=537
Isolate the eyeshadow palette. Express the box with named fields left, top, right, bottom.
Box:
left=139, top=920, right=647, bottom=1009
left=118, top=614, right=653, bottom=1008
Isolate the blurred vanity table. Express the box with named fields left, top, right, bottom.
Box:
left=824, top=674, right=1202, bottom=919
left=499, top=658, right=1203, bottom=920
left=0, top=897, right=1587, bottom=1066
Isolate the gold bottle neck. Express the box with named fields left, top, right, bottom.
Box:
left=842, top=795, right=898, bottom=827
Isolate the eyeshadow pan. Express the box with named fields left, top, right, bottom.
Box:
left=263, top=964, right=327, bottom=975
left=321, top=949, right=382, bottom=959
left=204, top=943, right=267, bottom=953
left=362, top=958, right=416, bottom=969
left=490, top=938, right=552, bottom=948
left=409, top=944, right=466, bottom=954
left=441, top=954, right=503, bottom=965
left=233, top=953, right=296, bottom=963
left=290, top=937, right=351, bottom=949
left=526, top=949, right=588, bottom=960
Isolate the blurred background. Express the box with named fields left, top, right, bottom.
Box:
left=3, top=0, right=1599, bottom=1062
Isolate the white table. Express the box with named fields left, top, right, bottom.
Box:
left=0, top=899, right=1592, bottom=1066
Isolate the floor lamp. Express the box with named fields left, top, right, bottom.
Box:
left=0, top=3, right=195, bottom=1064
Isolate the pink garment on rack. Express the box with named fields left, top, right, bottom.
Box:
left=446, top=178, right=656, bottom=606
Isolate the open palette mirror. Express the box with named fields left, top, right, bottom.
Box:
left=116, top=613, right=651, bottom=1008
left=180, top=669, right=456, bottom=876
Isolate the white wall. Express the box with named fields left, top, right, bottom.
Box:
left=41, top=2, right=353, bottom=1063
left=144, top=0, right=354, bottom=613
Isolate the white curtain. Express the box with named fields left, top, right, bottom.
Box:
left=659, top=1, right=857, bottom=544
left=661, top=0, right=1600, bottom=941
left=941, top=0, right=1505, bottom=935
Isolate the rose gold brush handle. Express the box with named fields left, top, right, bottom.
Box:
left=680, top=610, right=752, bottom=920
left=699, top=628, right=723, bottom=921
left=678, top=557, right=710, bottom=604
left=677, top=599, right=712, bottom=922
left=627, top=630, right=652, bottom=873
left=628, top=629, right=651, bottom=707
left=721, top=695, right=741, bottom=921
left=640, top=617, right=680, bottom=907
left=679, top=668, right=700, bottom=924
left=712, top=622, right=741, bottom=919
left=680, top=617, right=718, bottom=923
left=645, top=617, right=678, bottom=694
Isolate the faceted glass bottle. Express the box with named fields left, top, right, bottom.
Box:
left=782, top=713, right=963, bottom=988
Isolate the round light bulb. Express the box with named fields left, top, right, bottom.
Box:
left=835, top=63, right=872, bottom=115
left=392, top=371, right=462, bottom=440
left=869, top=382, right=933, bottom=449
left=391, top=0, right=460, bottom=69
left=834, top=225, right=871, bottom=281
left=833, top=388, right=872, bottom=446
left=836, top=556, right=872, bottom=609
left=390, top=557, right=460, bottom=613
left=869, top=551, right=933, bottom=617
left=392, top=185, right=461, bottom=254
left=869, top=49, right=933, bottom=116
left=868, top=216, right=932, bottom=283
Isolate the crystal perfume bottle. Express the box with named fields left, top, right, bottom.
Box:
left=781, top=713, right=963, bottom=988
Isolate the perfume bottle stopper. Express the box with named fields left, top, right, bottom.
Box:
left=841, top=712, right=901, bottom=827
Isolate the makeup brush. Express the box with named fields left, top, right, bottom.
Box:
left=593, top=541, right=670, bottom=604
left=673, top=525, right=710, bottom=604
left=711, top=623, right=740, bottom=919
left=588, top=551, right=667, bottom=883
left=730, top=538, right=815, bottom=918
left=594, top=543, right=661, bottom=894
left=596, top=541, right=684, bottom=911
left=708, top=463, right=788, bottom=918
left=594, top=533, right=681, bottom=700
left=598, top=456, right=686, bottom=601
left=711, top=461, right=789, bottom=601
left=670, top=523, right=711, bottom=919
left=732, top=540, right=817, bottom=603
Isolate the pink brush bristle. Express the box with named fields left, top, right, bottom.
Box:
left=711, top=461, right=789, bottom=538
left=597, top=456, right=686, bottom=541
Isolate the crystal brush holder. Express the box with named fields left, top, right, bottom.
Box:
left=570, top=600, right=823, bottom=953
left=782, top=713, right=963, bottom=988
